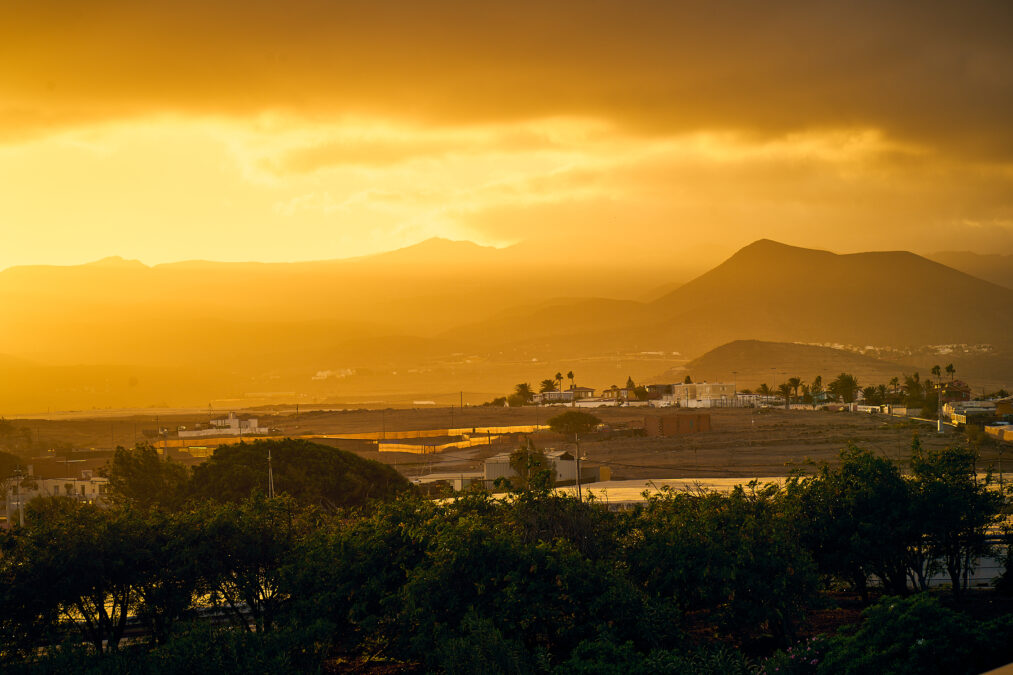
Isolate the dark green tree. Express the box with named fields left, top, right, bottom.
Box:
left=105, top=443, right=189, bottom=510
left=909, top=442, right=1002, bottom=597
left=189, top=438, right=409, bottom=507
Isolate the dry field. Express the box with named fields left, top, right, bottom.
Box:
left=14, top=405, right=1005, bottom=484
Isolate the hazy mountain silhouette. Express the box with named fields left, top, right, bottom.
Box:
left=2, top=238, right=1010, bottom=411
left=925, top=251, right=1013, bottom=290
left=654, top=339, right=921, bottom=389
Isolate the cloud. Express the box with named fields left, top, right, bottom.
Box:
left=2, top=0, right=1012, bottom=161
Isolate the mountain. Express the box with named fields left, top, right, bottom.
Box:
left=654, top=340, right=920, bottom=389
left=925, top=251, right=1013, bottom=290
left=455, top=239, right=1013, bottom=358
left=2, top=238, right=1011, bottom=411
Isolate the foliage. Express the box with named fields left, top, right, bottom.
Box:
left=540, top=378, right=559, bottom=393
left=818, top=594, right=1013, bottom=675
left=189, top=438, right=409, bottom=507
left=548, top=411, right=601, bottom=437
left=909, top=441, right=1002, bottom=596
left=756, top=636, right=829, bottom=675
left=783, top=445, right=916, bottom=597
left=828, top=372, right=859, bottom=403
left=623, top=483, right=818, bottom=642
left=508, top=437, right=555, bottom=491
left=105, top=443, right=189, bottom=510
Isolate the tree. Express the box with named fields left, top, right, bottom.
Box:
left=189, top=438, right=409, bottom=508
left=783, top=445, right=916, bottom=598
left=683, top=375, right=693, bottom=384
left=555, top=371, right=564, bottom=393
left=910, top=443, right=1002, bottom=597
left=946, top=363, right=956, bottom=381
left=548, top=411, right=601, bottom=503
left=904, top=372, right=924, bottom=405
left=548, top=411, right=601, bottom=437
left=1, top=498, right=148, bottom=653
left=811, top=375, right=824, bottom=397
left=829, top=373, right=860, bottom=403
left=890, top=376, right=900, bottom=396
left=105, top=443, right=189, bottom=511
left=509, top=382, right=534, bottom=406
left=757, top=383, right=773, bottom=397
left=787, top=377, right=802, bottom=401
left=567, top=371, right=575, bottom=390
left=539, top=379, right=558, bottom=393
left=626, top=375, right=636, bottom=390
left=931, top=364, right=942, bottom=382
left=508, top=438, right=554, bottom=492
left=777, top=382, right=792, bottom=408
left=862, top=386, right=878, bottom=404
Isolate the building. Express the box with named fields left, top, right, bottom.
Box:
left=943, top=400, right=995, bottom=420
left=601, top=385, right=637, bottom=401
left=663, top=382, right=737, bottom=408
left=483, top=449, right=577, bottom=484
left=938, top=380, right=972, bottom=404
left=3, top=472, right=109, bottom=528
left=177, top=412, right=268, bottom=438
left=541, top=390, right=574, bottom=403
left=643, top=412, right=712, bottom=436
left=569, top=386, right=596, bottom=400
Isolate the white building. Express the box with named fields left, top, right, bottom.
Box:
left=3, top=473, right=109, bottom=528
left=178, top=412, right=268, bottom=438
left=483, top=450, right=577, bottom=484
left=663, top=382, right=737, bottom=408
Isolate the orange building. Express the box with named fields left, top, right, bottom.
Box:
left=643, top=413, right=712, bottom=436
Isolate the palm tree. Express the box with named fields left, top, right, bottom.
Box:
left=877, top=384, right=888, bottom=403
left=828, top=372, right=860, bottom=403
left=539, top=379, right=557, bottom=393
left=514, top=382, right=534, bottom=403
left=945, top=363, right=955, bottom=381
left=787, top=377, right=802, bottom=401
left=811, top=375, right=823, bottom=396
left=777, top=382, right=792, bottom=408
left=757, top=383, right=773, bottom=397
left=567, top=371, right=575, bottom=390
left=555, top=371, right=564, bottom=393
left=931, top=365, right=942, bottom=382
left=889, top=376, right=900, bottom=395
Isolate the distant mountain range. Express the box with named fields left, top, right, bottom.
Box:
left=2, top=238, right=1011, bottom=411
left=925, top=251, right=1013, bottom=290
left=452, top=239, right=1013, bottom=356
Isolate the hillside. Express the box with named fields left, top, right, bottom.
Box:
left=655, top=340, right=920, bottom=390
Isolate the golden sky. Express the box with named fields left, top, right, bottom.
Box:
left=2, top=0, right=1012, bottom=269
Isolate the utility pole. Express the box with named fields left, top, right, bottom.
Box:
left=575, top=432, right=582, bottom=503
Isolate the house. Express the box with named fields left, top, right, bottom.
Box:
left=3, top=472, right=109, bottom=528
left=664, top=382, right=736, bottom=408
left=569, top=386, right=596, bottom=400
left=643, top=413, right=712, bottom=436
left=483, top=449, right=577, bottom=484
left=178, top=412, right=268, bottom=438
left=541, top=390, right=574, bottom=403
left=602, top=385, right=636, bottom=401
left=938, top=380, right=972, bottom=404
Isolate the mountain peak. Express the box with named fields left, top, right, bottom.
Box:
left=86, top=256, right=149, bottom=269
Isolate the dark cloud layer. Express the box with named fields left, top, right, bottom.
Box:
left=3, top=0, right=1012, bottom=159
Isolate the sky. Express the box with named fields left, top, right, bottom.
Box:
left=2, top=0, right=1012, bottom=269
